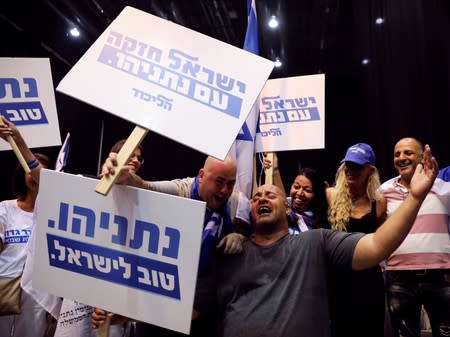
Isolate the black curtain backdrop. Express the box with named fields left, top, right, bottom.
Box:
left=0, top=0, right=448, bottom=200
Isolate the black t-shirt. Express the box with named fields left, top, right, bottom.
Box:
left=195, top=229, right=363, bottom=337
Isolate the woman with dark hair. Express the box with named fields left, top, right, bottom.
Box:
left=109, top=139, right=144, bottom=174
left=0, top=151, right=52, bottom=337
left=263, top=153, right=329, bottom=233
left=286, top=167, right=329, bottom=233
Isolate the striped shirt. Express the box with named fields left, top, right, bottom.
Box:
left=379, top=176, right=450, bottom=270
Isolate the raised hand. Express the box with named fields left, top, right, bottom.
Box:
left=409, top=144, right=439, bottom=200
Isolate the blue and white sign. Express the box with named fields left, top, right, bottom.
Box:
left=33, top=170, right=205, bottom=334
left=254, top=74, right=325, bottom=152
left=0, top=58, right=61, bottom=151
left=57, top=6, right=274, bottom=160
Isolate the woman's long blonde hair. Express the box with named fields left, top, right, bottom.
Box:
left=328, top=163, right=381, bottom=231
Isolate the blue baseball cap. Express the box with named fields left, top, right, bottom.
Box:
left=340, top=143, right=376, bottom=166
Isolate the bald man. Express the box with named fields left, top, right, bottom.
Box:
left=99, top=153, right=251, bottom=337
left=379, top=138, right=450, bottom=337
left=193, top=145, right=438, bottom=337
left=101, top=153, right=251, bottom=269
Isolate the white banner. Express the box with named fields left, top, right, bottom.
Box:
left=57, top=6, right=273, bottom=160
left=255, top=74, right=325, bottom=152
left=0, top=58, right=61, bottom=151
left=33, top=170, right=205, bottom=334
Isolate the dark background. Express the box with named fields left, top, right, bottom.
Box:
left=1, top=0, right=449, bottom=201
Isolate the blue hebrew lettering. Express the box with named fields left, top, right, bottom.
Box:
left=201, top=67, right=214, bottom=85
left=146, top=63, right=163, bottom=82
left=209, top=90, right=229, bottom=110
left=137, top=266, right=151, bottom=285
left=48, top=202, right=69, bottom=230
left=159, top=71, right=181, bottom=90
left=67, top=247, right=82, bottom=266
left=47, top=234, right=181, bottom=299
left=158, top=271, right=176, bottom=291
left=118, top=256, right=131, bottom=279
left=298, top=109, right=311, bottom=120
left=97, top=39, right=243, bottom=117
left=182, top=61, right=201, bottom=78
left=0, top=102, right=48, bottom=126
left=273, top=99, right=284, bottom=109
left=116, top=53, right=141, bottom=75
left=162, top=227, right=180, bottom=259
left=52, top=240, right=66, bottom=261
left=0, top=78, right=20, bottom=99
left=106, top=31, right=122, bottom=47
left=136, top=267, right=175, bottom=291
left=122, top=37, right=137, bottom=53
left=112, top=215, right=128, bottom=246
left=129, top=220, right=160, bottom=254
left=236, top=80, right=246, bottom=94
left=136, top=41, right=148, bottom=57
left=23, top=78, right=38, bottom=97
left=99, top=212, right=110, bottom=229
left=295, top=97, right=308, bottom=107
left=145, top=46, right=162, bottom=62
left=168, top=49, right=198, bottom=73
left=216, top=74, right=234, bottom=91
left=71, top=205, right=96, bottom=237
left=156, top=95, right=173, bottom=110
left=93, top=254, right=111, bottom=273
left=261, top=96, right=279, bottom=111
left=285, top=99, right=295, bottom=108
left=81, top=251, right=94, bottom=269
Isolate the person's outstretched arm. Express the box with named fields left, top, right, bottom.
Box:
left=352, top=144, right=438, bottom=270
left=0, top=117, right=43, bottom=183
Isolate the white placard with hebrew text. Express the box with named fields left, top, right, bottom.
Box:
left=0, top=58, right=61, bottom=151
left=57, top=6, right=273, bottom=160
left=33, top=170, right=205, bottom=334
left=255, top=74, right=325, bottom=152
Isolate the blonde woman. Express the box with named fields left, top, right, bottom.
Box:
left=326, top=143, right=387, bottom=337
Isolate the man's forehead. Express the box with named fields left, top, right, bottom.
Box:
left=395, top=138, right=420, bottom=151
left=254, top=184, right=283, bottom=196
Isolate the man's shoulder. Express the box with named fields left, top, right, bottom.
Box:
left=380, top=176, right=400, bottom=189
left=228, top=191, right=251, bottom=223
left=438, top=166, right=450, bottom=182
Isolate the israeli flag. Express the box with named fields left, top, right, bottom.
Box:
left=229, top=0, right=260, bottom=199
left=55, top=132, right=70, bottom=172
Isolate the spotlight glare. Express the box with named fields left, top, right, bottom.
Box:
left=69, top=27, right=80, bottom=37
left=274, top=57, right=282, bottom=67
left=268, top=15, right=278, bottom=29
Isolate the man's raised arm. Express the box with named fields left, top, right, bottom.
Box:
left=352, top=144, right=438, bottom=270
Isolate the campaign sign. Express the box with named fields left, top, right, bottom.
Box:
left=254, top=74, right=325, bottom=152
left=33, top=170, right=205, bottom=334
left=57, top=6, right=274, bottom=160
left=0, top=58, right=61, bottom=151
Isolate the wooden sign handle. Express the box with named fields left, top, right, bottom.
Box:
left=95, top=125, right=148, bottom=195
left=264, top=152, right=274, bottom=185
left=7, top=135, right=31, bottom=173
